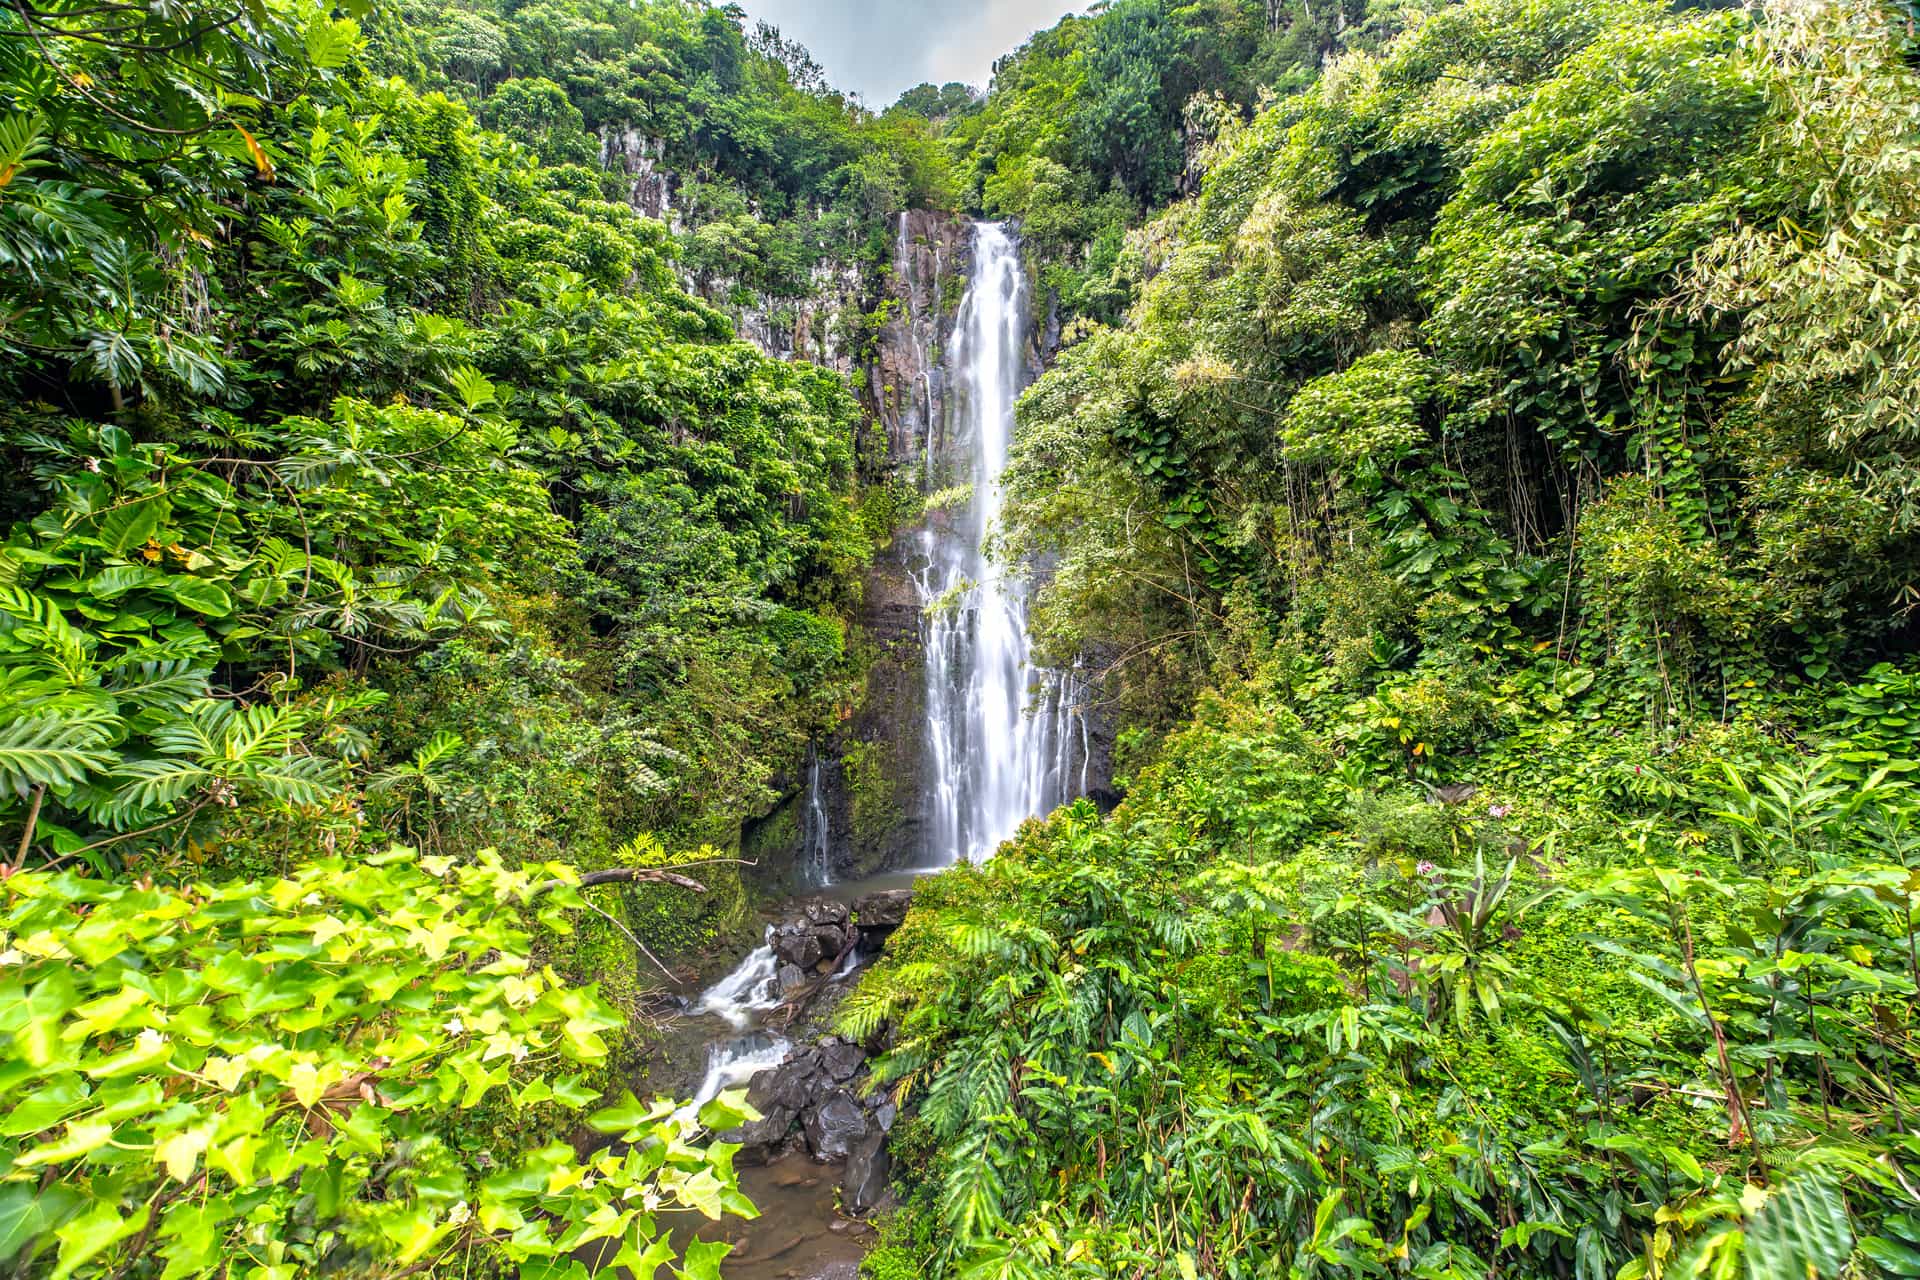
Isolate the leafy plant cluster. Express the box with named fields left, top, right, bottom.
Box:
left=0, top=848, right=764, bottom=1279
left=1002, top=0, right=1920, bottom=756
left=1, top=0, right=873, bottom=882
left=1, top=0, right=889, bottom=1271
left=853, top=0, right=1920, bottom=1275
left=367, top=0, right=958, bottom=301
left=850, top=675, right=1920, bottom=1279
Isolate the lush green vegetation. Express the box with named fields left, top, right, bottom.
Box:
left=6, top=0, right=1920, bottom=1273
left=0, top=0, right=914, bottom=1273
left=850, top=0, right=1920, bottom=1276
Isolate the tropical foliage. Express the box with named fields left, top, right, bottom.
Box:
left=1, top=0, right=889, bottom=1273
left=854, top=0, right=1920, bottom=1276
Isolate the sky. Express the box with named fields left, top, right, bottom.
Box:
left=736, top=1, right=1096, bottom=107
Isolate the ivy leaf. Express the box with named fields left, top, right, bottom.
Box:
left=0, top=1183, right=85, bottom=1267
left=1, top=1075, right=90, bottom=1136
left=678, top=1238, right=731, bottom=1279
left=50, top=1203, right=148, bottom=1280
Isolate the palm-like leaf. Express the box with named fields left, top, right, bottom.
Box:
left=0, top=711, right=120, bottom=798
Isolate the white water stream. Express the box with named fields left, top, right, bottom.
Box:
left=916, top=222, right=1089, bottom=867
left=676, top=931, right=790, bottom=1130
left=801, top=752, right=833, bottom=889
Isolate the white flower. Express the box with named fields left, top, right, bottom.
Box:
left=302, top=892, right=324, bottom=907
left=442, top=1017, right=465, bottom=1036
left=137, top=1027, right=169, bottom=1050
left=446, top=1201, right=471, bottom=1227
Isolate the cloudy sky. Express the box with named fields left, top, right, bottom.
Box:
left=737, top=1, right=1095, bottom=106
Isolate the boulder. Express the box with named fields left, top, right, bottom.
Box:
left=773, top=926, right=824, bottom=971
left=750, top=1049, right=826, bottom=1114
left=723, top=1104, right=795, bottom=1157
left=812, top=923, right=852, bottom=957
left=819, top=1039, right=865, bottom=1083
left=777, top=961, right=810, bottom=994
left=802, top=898, right=852, bottom=928
left=853, top=889, right=914, bottom=947
left=842, top=1132, right=892, bottom=1215
left=803, top=1090, right=869, bottom=1162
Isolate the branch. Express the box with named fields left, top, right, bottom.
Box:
left=532, top=866, right=714, bottom=896
left=10, top=784, right=45, bottom=873
left=576, top=895, right=678, bottom=982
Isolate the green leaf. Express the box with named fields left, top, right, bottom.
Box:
left=588, top=1092, right=654, bottom=1136
left=96, top=500, right=169, bottom=556
left=2, top=1076, right=90, bottom=1136
left=678, top=1239, right=731, bottom=1280
left=50, top=1202, right=147, bottom=1280
left=16, top=1120, right=115, bottom=1167
left=1745, top=1175, right=1852, bottom=1280
left=0, top=713, right=120, bottom=799
left=0, top=1183, right=85, bottom=1266
left=160, top=578, right=233, bottom=617
left=88, top=566, right=163, bottom=599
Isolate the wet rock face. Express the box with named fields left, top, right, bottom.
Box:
left=804, top=1091, right=869, bottom=1162
left=842, top=1133, right=892, bottom=1216
left=726, top=1036, right=890, bottom=1156
left=597, top=128, right=674, bottom=224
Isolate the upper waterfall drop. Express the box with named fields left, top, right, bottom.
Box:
left=916, top=222, right=1088, bottom=867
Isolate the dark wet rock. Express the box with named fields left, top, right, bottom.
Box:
left=778, top=961, right=810, bottom=994
left=753, top=1049, right=827, bottom=1113
left=820, top=1039, right=865, bottom=1082
left=726, top=1104, right=796, bottom=1158
left=854, top=888, right=913, bottom=928
left=843, top=1131, right=893, bottom=1215
left=803, top=1090, right=869, bottom=1162
left=774, top=927, right=824, bottom=971
left=871, top=1099, right=897, bottom=1133
left=802, top=899, right=851, bottom=928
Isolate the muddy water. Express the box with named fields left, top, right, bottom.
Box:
left=667, top=1154, right=872, bottom=1279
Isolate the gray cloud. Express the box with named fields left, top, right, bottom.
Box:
left=737, top=1, right=1093, bottom=106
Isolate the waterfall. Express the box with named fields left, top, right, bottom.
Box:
left=916, top=222, right=1086, bottom=867
left=801, top=750, right=833, bottom=889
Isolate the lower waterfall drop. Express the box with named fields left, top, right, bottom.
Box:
left=917, top=222, right=1087, bottom=867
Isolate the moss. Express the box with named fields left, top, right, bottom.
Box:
left=841, top=739, right=901, bottom=848
left=619, top=834, right=751, bottom=960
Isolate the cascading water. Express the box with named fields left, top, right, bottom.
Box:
left=799, top=751, right=833, bottom=889
left=674, top=930, right=790, bottom=1131
left=695, top=928, right=784, bottom=1029
left=916, top=223, right=1087, bottom=867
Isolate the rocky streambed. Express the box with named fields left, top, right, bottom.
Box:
left=642, top=887, right=917, bottom=1278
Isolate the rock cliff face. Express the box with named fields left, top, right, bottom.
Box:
left=598, top=127, right=675, bottom=225
left=594, top=122, right=1100, bottom=878
left=742, top=213, right=972, bottom=884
